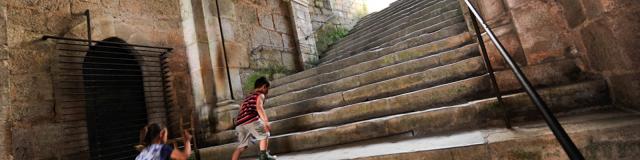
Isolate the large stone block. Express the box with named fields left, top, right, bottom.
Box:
left=225, top=41, right=249, bottom=68
left=608, top=73, right=640, bottom=111
left=0, top=4, right=5, bottom=47
left=281, top=33, right=294, bottom=49
left=236, top=3, right=258, bottom=24
left=273, top=14, right=291, bottom=34
left=509, top=0, right=576, bottom=65
left=475, top=0, right=510, bottom=27
left=9, top=72, right=54, bottom=102
left=217, top=0, right=236, bottom=19
left=0, top=56, right=7, bottom=106
left=481, top=25, right=526, bottom=70
left=258, top=11, right=275, bottom=30
left=10, top=101, right=54, bottom=123
left=252, top=27, right=272, bottom=48
left=580, top=18, right=633, bottom=71
left=607, top=9, right=640, bottom=69
left=557, top=0, right=585, bottom=28
left=268, top=30, right=284, bottom=48
left=280, top=52, right=298, bottom=71
left=12, top=123, right=63, bottom=160
left=221, top=18, right=236, bottom=41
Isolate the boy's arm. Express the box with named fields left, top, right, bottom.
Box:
left=255, top=94, right=271, bottom=131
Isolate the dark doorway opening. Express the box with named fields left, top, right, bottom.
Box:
left=83, top=37, right=148, bottom=160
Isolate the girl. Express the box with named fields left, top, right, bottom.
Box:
left=135, top=123, right=192, bottom=160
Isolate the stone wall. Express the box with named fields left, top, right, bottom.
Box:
left=1, top=1, right=10, bottom=159
left=306, top=0, right=366, bottom=58
left=178, top=0, right=307, bottom=146
left=0, top=0, right=193, bottom=159
left=574, top=0, right=640, bottom=110
left=307, top=0, right=367, bottom=31
left=211, top=0, right=302, bottom=98
left=463, top=0, right=640, bottom=110
left=290, top=0, right=319, bottom=69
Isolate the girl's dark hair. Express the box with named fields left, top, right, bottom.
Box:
left=254, top=77, right=270, bottom=89
left=139, top=123, right=163, bottom=147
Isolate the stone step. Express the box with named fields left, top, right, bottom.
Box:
left=207, top=59, right=589, bottom=144
left=209, top=41, right=475, bottom=136
left=199, top=80, right=610, bottom=160
left=212, top=32, right=472, bottom=133
left=323, top=0, right=461, bottom=63
left=277, top=109, right=639, bottom=160
left=271, top=16, right=469, bottom=89
left=267, top=43, right=479, bottom=112
left=374, top=8, right=464, bottom=50
left=350, top=0, right=426, bottom=34
left=323, top=9, right=465, bottom=65
left=327, top=0, right=463, bottom=60
left=331, top=0, right=439, bottom=50
left=270, top=32, right=472, bottom=97
left=352, top=0, right=423, bottom=30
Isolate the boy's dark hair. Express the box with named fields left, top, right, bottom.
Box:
left=254, top=77, right=270, bottom=89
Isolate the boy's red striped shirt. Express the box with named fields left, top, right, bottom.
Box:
left=235, top=91, right=264, bottom=126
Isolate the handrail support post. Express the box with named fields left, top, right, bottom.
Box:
left=463, top=0, right=585, bottom=159
left=468, top=10, right=511, bottom=129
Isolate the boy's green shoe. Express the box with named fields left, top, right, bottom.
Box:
left=258, top=150, right=277, bottom=160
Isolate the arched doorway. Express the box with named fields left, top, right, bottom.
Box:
left=83, top=37, right=148, bottom=159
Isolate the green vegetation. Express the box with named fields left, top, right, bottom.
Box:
left=306, top=57, right=322, bottom=68
left=315, top=25, right=349, bottom=54
left=243, top=64, right=293, bottom=92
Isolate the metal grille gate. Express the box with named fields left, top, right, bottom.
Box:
left=44, top=35, right=178, bottom=160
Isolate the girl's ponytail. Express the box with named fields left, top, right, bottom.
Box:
left=135, top=124, right=151, bottom=151
left=135, top=123, right=162, bottom=151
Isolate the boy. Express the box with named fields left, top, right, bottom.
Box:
left=232, top=77, right=276, bottom=160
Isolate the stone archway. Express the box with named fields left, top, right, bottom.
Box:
left=60, top=16, right=170, bottom=159
left=82, top=37, right=148, bottom=159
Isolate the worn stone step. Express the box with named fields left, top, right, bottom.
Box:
left=350, top=0, right=427, bottom=34
left=215, top=33, right=472, bottom=134
left=271, top=17, right=468, bottom=89
left=328, top=0, right=455, bottom=53
left=374, top=8, right=464, bottom=50
left=324, top=10, right=465, bottom=66
left=266, top=57, right=582, bottom=120
left=199, top=80, right=610, bottom=160
left=351, top=0, right=426, bottom=31
left=331, top=1, right=463, bottom=59
left=268, top=58, right=488, bottom=134
left=330, top=0, right=440, bottom=51
left=323, top=0, right=460, bottom=63
left=267, top=43, right=479, bottom=111
left=207, top=59, right=588, bottom=145
left=277, top=109, right=637, bottom=160
left=209, top=43, right=478, bottom=141
left=270, top=32, right=472, bottom=97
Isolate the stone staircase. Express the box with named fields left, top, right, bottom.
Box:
left=198, top=0, right=639, bottom=159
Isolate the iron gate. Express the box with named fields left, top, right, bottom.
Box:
left=45, top=35, right=178, bottom=160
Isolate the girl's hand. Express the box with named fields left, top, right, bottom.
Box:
left=183, top=130, right=192, bottom=141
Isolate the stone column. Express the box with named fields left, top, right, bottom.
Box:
left=179, top=0, right=219, bottom=145
left=288, top=0, right=319, bottom=69
left=459, top=0, right=526, bottom=71
left=0, top=1, right=9, bottom=158
left=203, top=0, right=244, bottom=107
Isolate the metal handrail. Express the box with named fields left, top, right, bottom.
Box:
left=463, top=0, right=585, bottom=159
